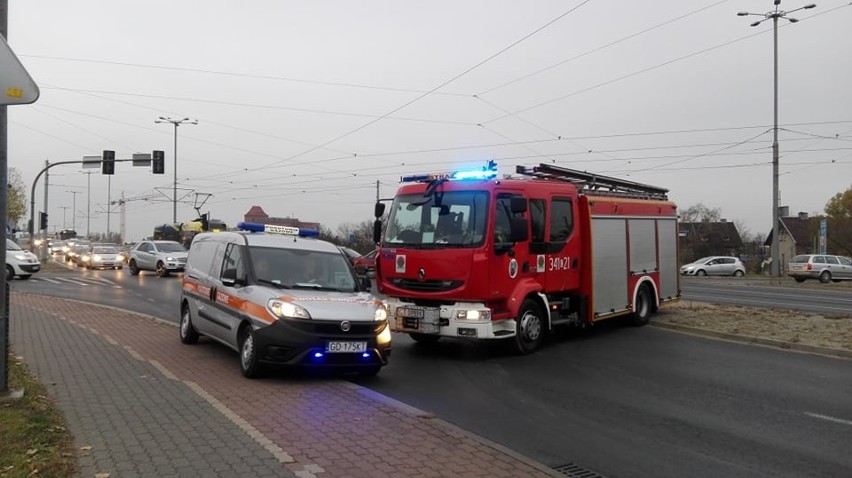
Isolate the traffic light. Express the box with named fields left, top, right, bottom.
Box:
left=39, top=211, right=48, bottom=230
left=199, top=213, right=209, bottom=231
left=102, top=150, right=115, bottom=175
left=152, top=150, right=165, bottom=174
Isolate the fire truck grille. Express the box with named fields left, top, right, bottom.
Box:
left=389, top=278, right=463, bottom=292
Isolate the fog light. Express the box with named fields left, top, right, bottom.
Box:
left=313, top=352, right=324, bottom=359
left=458, top=328, right=477, bottom=337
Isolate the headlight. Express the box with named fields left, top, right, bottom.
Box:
left=374, top=305, right=388, bottom=322
left=377, top=323, right=392, bottom=345
left=165, top=256, right=175, bottom=261
left=456, top=309, right=491, bottom=320
left=93, top=255, right=103, bottom=262
left=13, top=253, right=29, bottom=261
left=267, top=299, right=311, bottom=320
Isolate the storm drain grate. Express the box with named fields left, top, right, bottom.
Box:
left=553, top=462, right=607, bottom=478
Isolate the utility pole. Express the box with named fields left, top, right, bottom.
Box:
left=155, top=116, right=197, bottom=222
left=67, top=190, right=79, bottom=230
left=83, top=170, right=94, bottom=238
left=738, top=1, right=816, bottom=277
left=60, top=205, right=69, bottom=228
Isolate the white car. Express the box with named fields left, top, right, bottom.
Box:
left=680, top=256, right=746, bottom=277
left=6, top=238, right=40, bottom=280
left=128, top=240, right=188, bottom=277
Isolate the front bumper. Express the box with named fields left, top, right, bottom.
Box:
left=384, top=298, right=515, bottom=340
left=253, top=318, right=391, bottom=369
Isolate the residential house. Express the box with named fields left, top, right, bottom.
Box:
left=243, top=206, right=320, bottom=230
left=679, top=219, right=744, bottom=264
left=765, top=212, right=821, bottom=268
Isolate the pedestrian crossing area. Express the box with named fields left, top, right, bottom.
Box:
left=28, top=276, right=120, bottom=286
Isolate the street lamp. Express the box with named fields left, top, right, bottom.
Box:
left=66, top=190, right=79, bottom=230
left=738, top=1, right=816, bottom=277
left=155, top=116, right=197, bottom=222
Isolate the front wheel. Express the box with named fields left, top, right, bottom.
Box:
left=631, top=284, right=653, bottom=326
left=179, top=305, right=200, bottom=344
left=696, top=269, right=707, bottom=276
left=239, top=326, right=261, bottom=378
left=409, top=333, right=441, bottom=344
left=5, top=265, right=13, bottom=281
left=129, top=260, right=140, bottom=276
left=156, top=262, right=169, bottom=277
left=512, top=299, right=545, bottom=354
left=819, top=271, right=831, bottom=284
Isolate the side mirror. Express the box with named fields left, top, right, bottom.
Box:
left=373, top=220, right=382, bottom=244
left=509, top=217, right=529, bottom=242
left=374, top=202, right=386, bottom=218
left=360, top=275, right=372, bottom=291
left=510, top=197, right=527, bottom=214
left=222, top=268, right=245, bottom=287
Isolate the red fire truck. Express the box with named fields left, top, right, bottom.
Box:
left=372, top=162, right=680, bottom=354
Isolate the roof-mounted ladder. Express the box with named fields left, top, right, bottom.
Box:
left=516, top=163, right=669, bottom=200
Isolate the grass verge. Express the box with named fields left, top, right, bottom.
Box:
left=0, top=353, right=77, bottom=478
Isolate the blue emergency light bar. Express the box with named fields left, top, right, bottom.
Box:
left=236, top=222, right=319, bottom=237
left=401, top=160, right=498, bottom=183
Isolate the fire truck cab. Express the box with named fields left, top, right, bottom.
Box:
left=374, top=162, right=680, bottom=354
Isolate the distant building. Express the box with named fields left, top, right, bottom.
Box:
left=243, top=206, right=320, bottom=230
left=765, top=212, right=821, bottom=268
left=679, top=219, right=744, bottom=263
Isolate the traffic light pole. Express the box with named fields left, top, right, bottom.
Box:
left=27, top=157, right=150, bottom=250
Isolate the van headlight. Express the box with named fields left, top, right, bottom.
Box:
left=267, top=299, right=311, bottom=320
left=374, top=305, right=388, bottom=322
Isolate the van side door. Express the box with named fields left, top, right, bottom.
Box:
left=208, top=243, right=249, bottom=347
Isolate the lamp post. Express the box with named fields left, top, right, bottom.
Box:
left=738, top=1, right=816, bottom=277
left=155, top=116, right=197, bottom=223
left=66, top=190, right=78, bottom=230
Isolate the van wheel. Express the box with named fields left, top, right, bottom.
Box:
left=5, top=265, right=13, bottom=280
left=156, top=262, right=169, bottom=277
left=409, top=333, right=440, bottom=344
left=632, top=284, right=652, bottom=326
left=512, top=299, right=544, bottom=354
left=239, top=326, right=261, bottom=378
left=819, top=271, right=831, bottom=283
left=179, top=305, right=199, bottom=344
left=129, top=260, right=140, bottom=275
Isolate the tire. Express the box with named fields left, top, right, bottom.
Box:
left=512, top=299, right=545, bottom=354
left=794, top=277, right=806, bottom=283
left=179, top=304, right=200, bottom=344
left=129, top=260, right=140, bottom=276
left=409, top=333, right=441, bottom=344
left=5, top=265, right=14, bottom=281
left=819, top=271, right=831, bottom=284
left=239, top=326, right=262, bottom=378
left=733, top=270, right=744, bottom=277
left=631, top=284, right=653, bottom=326
left=156, top=262, right=169, bottom=277
left=696, top=269, right=707, bottom=276
left=19, top=275, right=31, bottom=280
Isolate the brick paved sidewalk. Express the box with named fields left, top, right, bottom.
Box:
left=9, top=293, right=558, bottom=478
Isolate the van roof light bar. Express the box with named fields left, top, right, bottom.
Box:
left=236, top=222, right=319, bottom=237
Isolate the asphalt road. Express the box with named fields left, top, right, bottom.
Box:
left=680, top=276, right=852, bottom=315
left=12, top=263, right=852, bottom=477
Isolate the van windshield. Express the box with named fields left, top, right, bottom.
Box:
left=250, top=247, right=358, bottom=292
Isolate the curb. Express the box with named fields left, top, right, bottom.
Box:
left=651, top=321, right=852, bottom=360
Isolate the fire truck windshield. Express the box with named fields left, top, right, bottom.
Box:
left=384, top=191, right=488, bottom=248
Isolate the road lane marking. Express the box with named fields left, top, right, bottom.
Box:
left=804, top=412, right=852, bottom=427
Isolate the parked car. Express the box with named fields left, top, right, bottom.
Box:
left=128, top=240, right=188, bottom=277
left=81, top=245, right=123, bottom=270
left=788, top=254, right=852, bottom=283
left=352, top=249, right=378, bottom=276
left=680, top=256, right=746, bottom=277
left=6, top=238, right=40, bottom=280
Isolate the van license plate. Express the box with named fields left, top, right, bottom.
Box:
left=326, top=341, right=367, bottom=353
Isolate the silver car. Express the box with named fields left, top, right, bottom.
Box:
left=128, top=240, right=188, bottom=277
left=788, top=254, right=852, bottom=283
left=680, top=256, right=746, bottom=277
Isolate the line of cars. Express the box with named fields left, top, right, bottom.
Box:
left=679, top=253, right=852, bottom=284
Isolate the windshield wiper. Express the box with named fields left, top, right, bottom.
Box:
left=257, top=279, right=290, bottom=289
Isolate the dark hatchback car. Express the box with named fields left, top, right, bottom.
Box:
left=353, top=249, right=378, bottom=276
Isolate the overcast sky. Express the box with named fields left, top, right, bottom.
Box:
left=6, top=0, right=852, bottom=242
